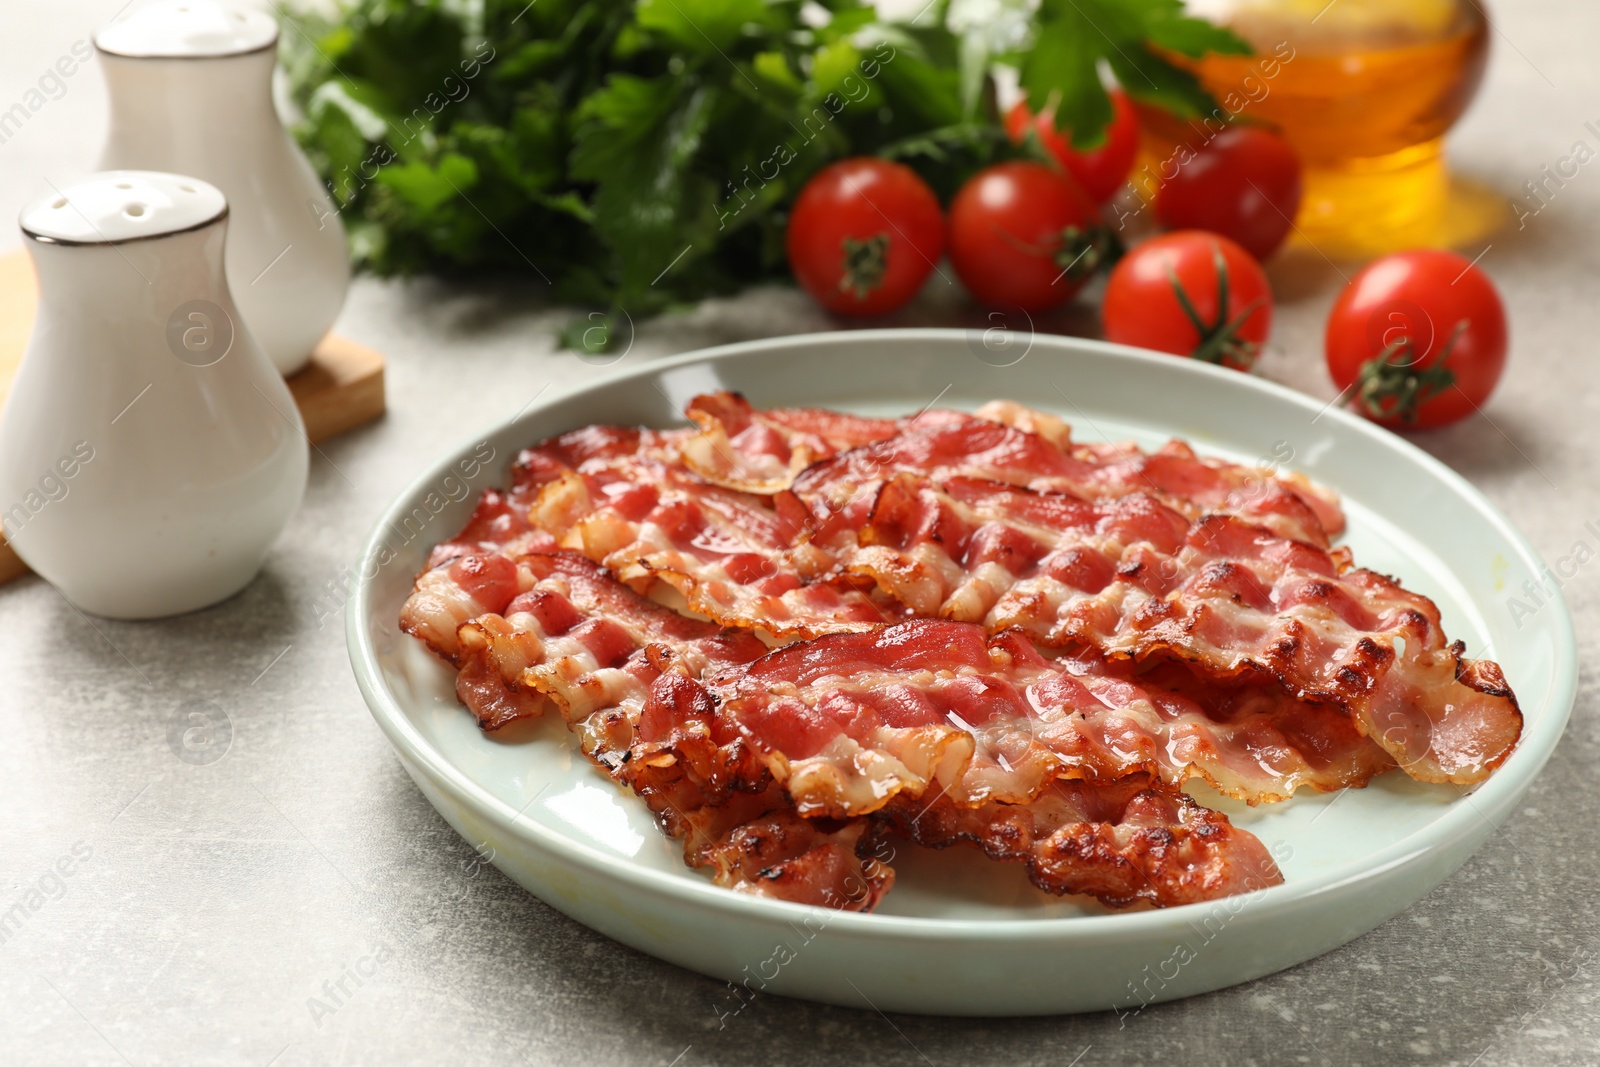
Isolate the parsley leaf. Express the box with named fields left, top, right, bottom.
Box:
left=1021, top=0, right=1250, bottom=147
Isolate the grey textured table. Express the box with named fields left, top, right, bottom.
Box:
left=2, top=2, right=1597, bottom=1064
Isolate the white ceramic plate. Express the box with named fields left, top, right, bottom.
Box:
left=347, top=330, right=1576, bottom=1016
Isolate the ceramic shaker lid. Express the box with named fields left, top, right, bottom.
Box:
left=94, top=0, right=278, bottom=59
left=20, top=172, right=228, bottom=245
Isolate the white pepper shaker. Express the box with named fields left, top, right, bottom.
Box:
left=95, top=0, right=350, bottom=377
left=0, top=171, right=308, bottom=619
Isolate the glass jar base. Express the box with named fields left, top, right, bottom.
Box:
left=1293, top=138, right=1502, bottom=258
left=1128, top=134, right=1503, bottom=261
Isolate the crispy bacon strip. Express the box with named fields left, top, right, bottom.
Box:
left=401, top=551, right=527, bottom=663
left=400, top=418, right=891, bottom=696
left=882, top=777, right=1282, bottom=908
left=653, top=619, right=1386, bottom=814
left=453, top=641, right=547, bottom=730
left=786, top=410, right=1337, bottom=547
left=451, top=553, right=894, bottom=910
left=681, top=392, right=909, bottom=494
left=424, top=487, right=559, bottom=570
left=400, top=425, right=687, bottom=658
left=846, top=475, right=1518, bottom=784
left=683, top=393, right=1342, bottom=543
left=848, top=474, right=1187, bottom=623
left=421, top=424, right=685, bottom=574
left=526, top=435, right=895, bottom=639
left=693, top=797, right=895, bottom=910
left=473, top=554, right=766, bottom=743
left=640, top=622, right=1286, bottom=906
left=973, top=399, right=1345, bottom=539
left=510, top=423, right=693, bottom=500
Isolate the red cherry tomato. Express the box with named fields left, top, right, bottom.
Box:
left=1004, top=89, right=1141, bottom=203
left=948, top=161, right=1110, bottom=312
left=1325, top=250, right=1507, bottom=429
left=1101, top=231, right=1273, bottom=371
left=1155, top=127, right=1303, bottom=261
left=786, top=158, right=945, bottom=316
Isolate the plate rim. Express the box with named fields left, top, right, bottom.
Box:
left=347, top=327, right=1577, bottom=940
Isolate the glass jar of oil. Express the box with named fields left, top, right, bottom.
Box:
left=1140, top=0, right=1491, bottom=257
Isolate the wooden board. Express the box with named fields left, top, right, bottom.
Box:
left=0, top=248, right=385, bottom=586
left=0, top=538, right=24, bottom=586
left=287, top=334, right=387, bottom=443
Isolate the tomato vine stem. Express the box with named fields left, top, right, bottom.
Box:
left=1351, top=320, right=1467, bottom=424
left=1164, top=242, right=1263, bottom=371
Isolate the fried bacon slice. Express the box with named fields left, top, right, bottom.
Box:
left=448, top=552, right=893, bottom=910
left=972, top=399, right=1345, bottom=539
left=401, top=550, right=528, bottom=663
left=882, top=777, right=1282, bottom=908
left=524, top=429, right=896, bottom=639
left=401, top=417, right=890, bottom=672
left=784, top=409, right=1338, bottom=548
left=424, top=487, right=559, bottom=570
left=646, top=619, right=1388, bottom=814
left=682, top=392, right=1342, bottom=543
left=680, top=391, right=909, bottom=494
left=468, top=553, right=766, bottom=744
left=848, top=474, right=1188, bottom=623
left=510, top=423, right=693, bottom=502
left=691, top=795, right=895, bottom=910
left=640, top=621, right=1288, bottom=906
left=845, top=475, right=1519, bottom=783
left=403, top=425, right=690, bottom=657
left=423, top=425, right=683, bottom=573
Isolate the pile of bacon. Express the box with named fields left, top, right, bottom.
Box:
left=400, top=392, right=1522, bottom=912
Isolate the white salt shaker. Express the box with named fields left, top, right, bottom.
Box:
left=95, top=0, right=349, bottom=377
left=0, top=172, right=308, bottom=619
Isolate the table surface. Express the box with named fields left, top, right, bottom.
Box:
left=4, top=2, right=1598, bottom=1064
